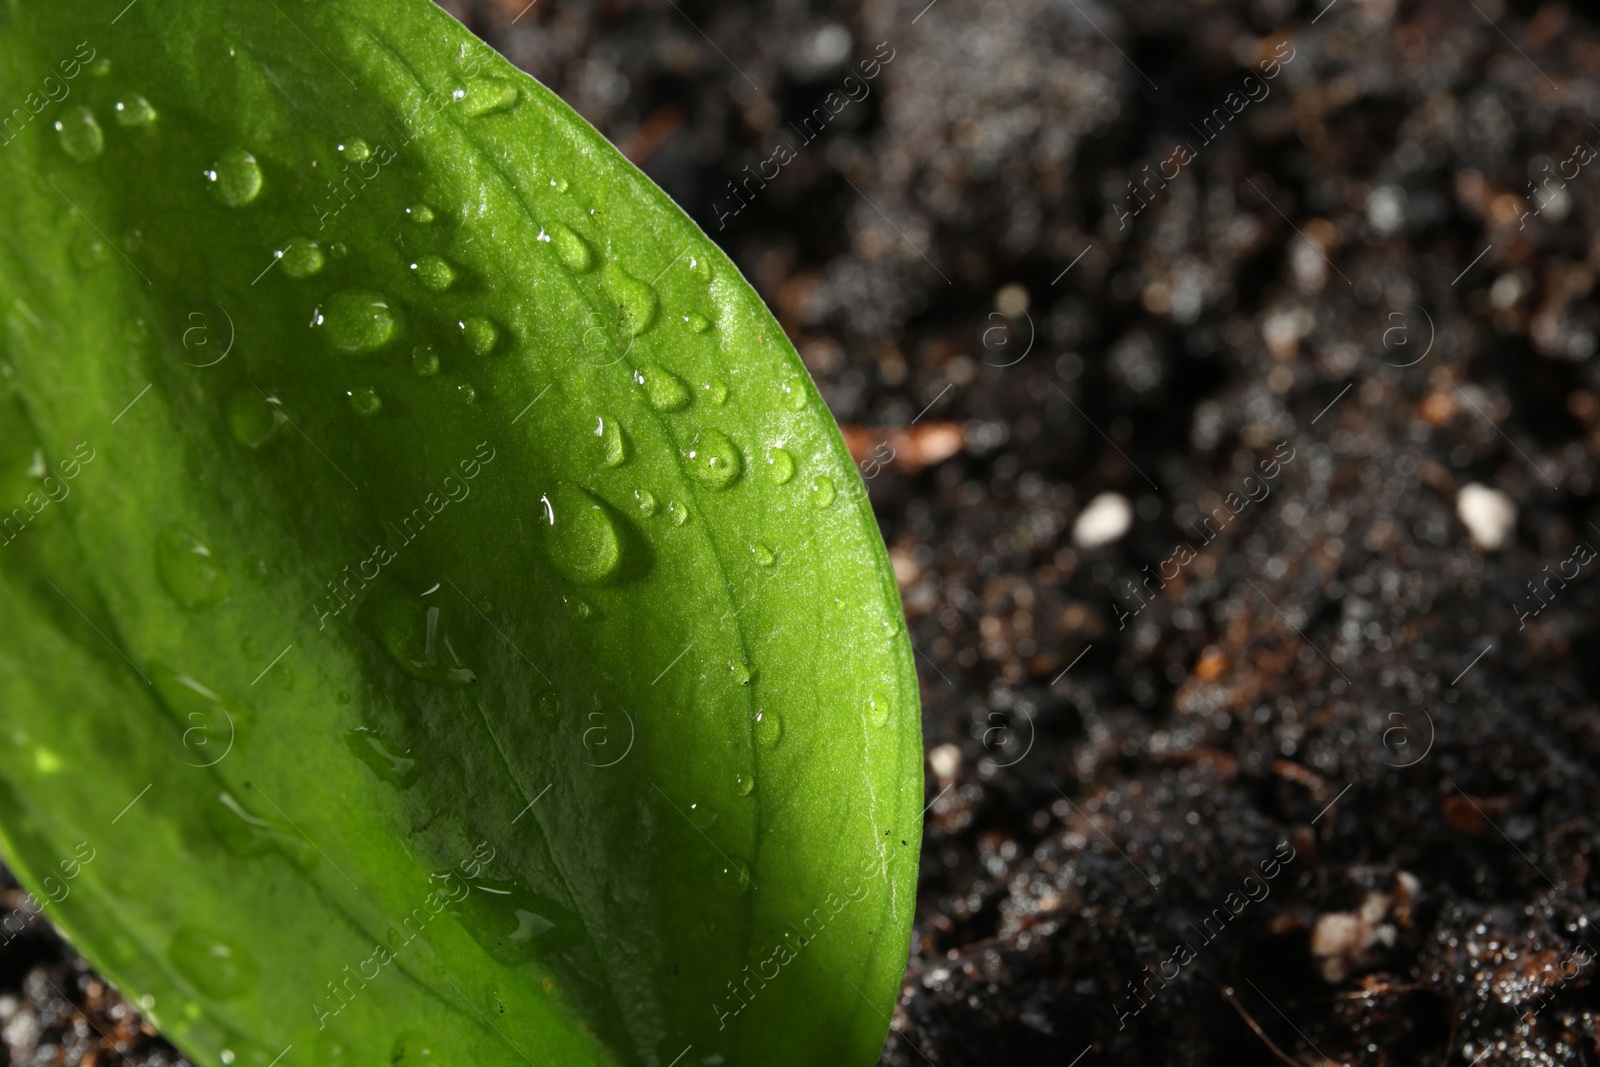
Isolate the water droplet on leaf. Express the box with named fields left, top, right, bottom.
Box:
left=728, top=661, right=751, bottom=685
left=765, top=447, right=795, bottom=484
left=713, top=859, right=752, bottom=897
left=361, top=586, right=478, bottom=688
left=602, top=262, right=657, bottom=336
left=687, top=801, right=718, bottom=830
left=156, top=524, right=228, bottom=609
left=809, top=474, right=837, bottom=508
left=459, top=316, right=498, bottom=356
left=781, top=378, right=808, bottom=410
left=113, top=94, right=157, bottom=127
left=406, top=203, right=435, bottom=224
left=540, top=483, right=622, bottom=584
left=633, top=364, right=689, bottom=412
left=680, top=428, right=741, bottom=489
left=751, top=543, right=775, bottom=567
left=667, top=500, right=690, bottom=526
left=455, top=78, right=520, bottom=117
left=225, top=395, right=278, bottom=447
left=204, top=147, right=263, bottom=207
left=280, top=236, right=325, bottom=278
left=686, top=313, right=710, bottom=333
left=169, top=927, right=256, bottom=998
left=451, top=877, right=581, bottom=965
left=347, top=386, right=382, bottom=417
left=345, top=727, right=419, bottom=788
left=391, top=1030, right=443, bottom=1065
left=54, top=106, right=103, bottom=162
left=72, top=232, right=109, bottom=269
left=313, top=289, right=399, bottom=353
left=412, top=345, right=440, bottom=376
left=206, top=791, right=315, bottom=870
left=548, top=223, right=593, bottom=272
left=411, top=255, right=456, bottom=291
left=595, top=416, right=627, bottom=467
left=633, top=488, right=657, bottom=516
left=734, top=771, right=756, bottom=795
left=338, top=138, right=372, bottom=163
left=537, top=690, right=561, bottom=720
left=868, top=691, right=891, bottom=727
left=754, top=709, right=782, bottom=748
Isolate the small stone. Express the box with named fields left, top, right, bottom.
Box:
left=1456, top=483, right=1516, bottom=551
left=927, top=743, right=961, bottom=783
left=1072, top=491, right=1133, bottom=549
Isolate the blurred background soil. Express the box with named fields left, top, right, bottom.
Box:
left=12, top=0, right=1600, bottom=1063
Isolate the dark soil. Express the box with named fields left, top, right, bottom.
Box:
left=13, top=0, right=1600, bottom=1064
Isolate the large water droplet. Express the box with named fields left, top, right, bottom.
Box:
left=686, top=313, right=710, bottom=334
left=406, top=203, right=436, bottom=224
left=455, top=78, right=520, bottom=117
left=633, top=364, right=690, bottom=412
left=204, top=147, right=263, bottom=207
left=602, top=262, right=657, bottom=336
left=156, top=524, right=228, bottom=609
left=452, top=877, right=581, bottom=965
left=53, top=106, right=103, bottom=162
left=411, top=255, right=456, bottom=291
left=361, top=586, right=478, bottom=688
left=347, top=386, right=382, bottom=417
left=540, top=483, right=622, bottom=583
left=680, top=428, right=742, bottom=490
left=391, top=1030, right=443, bottom=1065
left=548, top=224, right=593, bottom=273
left=280, top=236, right=325, bottom=278
left=595, top=417, right=627, bottom=467
left=750, top=543, right=775, bottom=567
left=765, top=447, right=795, bottom=485
left=633, top=488, right=657, bottom=516
left=809, top=474, right=837, bottom=509
left=226, top=390, right=286, bottom=448
left=113, top=95, right=157, bottom=127
left=313, top=289, right=399, bottom=353
left=338, top=138, right=372, bottom=163
left=345, top=726, right=420, bottom=788
left=702, top=380, right=728, bottom=404
left=713, top=859, right=752, bottom=897
left=754, top=708, right=782, bottom=748
left=169, top=928, right=256, bottom=998
left=734, top=771, right=756, bottom=795
left=459, top=316, right=499, bottom=356
left=667, top=500, right=690, bottom=526
left=728, top=661, right=752, bottom=685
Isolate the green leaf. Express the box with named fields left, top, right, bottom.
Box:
left=0, top=3, right=922, bottom=1065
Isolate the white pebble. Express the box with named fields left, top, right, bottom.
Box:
left=1456, top=483, right=1516, bottom=551
left=1072, top=491, right=1133, bottom=549
left=927, top=743, right=961, bottom=782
